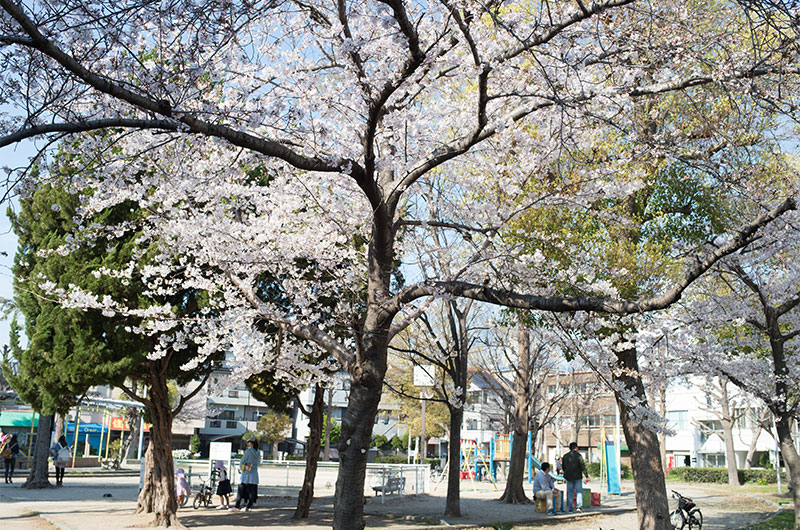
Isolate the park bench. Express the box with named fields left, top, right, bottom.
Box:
left=372, top=476, right=405, bottom=497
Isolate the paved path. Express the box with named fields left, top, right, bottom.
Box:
left=0, top=476, right=781, bottom=529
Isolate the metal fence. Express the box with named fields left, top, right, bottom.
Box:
left=155, top=459, right=430, bottom=498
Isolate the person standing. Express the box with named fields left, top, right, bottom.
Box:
left=231, top=438, right=260, bottom=512
left=50, top=435, right=70, bottom=486
left=533, top=462, right=561, bottom=515
left=562, top=442, right=588, bottom=513
left=214, top=460, right=232, bottom=509
left=2, top=433, right=20, bottom=484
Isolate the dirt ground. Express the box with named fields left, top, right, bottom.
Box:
left=0, top=475, right=784, bottom=529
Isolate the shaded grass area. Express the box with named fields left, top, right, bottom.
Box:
left=743, top=511, right=795, bottom=529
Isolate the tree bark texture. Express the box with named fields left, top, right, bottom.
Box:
left=54, top=413, right=64, bottom=443
left=333, top=379, right=383, bottom=529
left=499, top=320, right=532, bottom=504
left=445, top=404, right=463, bottom=517
left=137, top=442, right=155, bottom=514
left=614, top=347, right=671, bottom=530
left=135, top=363, right=180, bottom=527
left=24, top=413, right=53, bottom=489
left=294, top=383, right=324, bottom=519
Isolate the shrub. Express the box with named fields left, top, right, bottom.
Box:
left=371, top=434, right=392, bottom=450
left=668, top=467, right=778, bottom=484
left=587, top=462, right=601, bottom=477
left=621, top=464, right=632, bottom=479
left=374, top=455, right=408, bottom=464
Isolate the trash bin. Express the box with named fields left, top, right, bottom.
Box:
left=582, top=487, right=591, bottom=507
left=535, top=496, right=548, bottom=513
left=591, top=492, right=601, bottom=506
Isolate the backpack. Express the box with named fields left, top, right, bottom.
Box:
left=57, top=445, right=70, bottom=463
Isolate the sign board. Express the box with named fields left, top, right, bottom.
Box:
left=110, top=416, right=151, bottom=432
left=209, top=441, right=233, bottom=482
left=413, top=365, right=435, bottom=387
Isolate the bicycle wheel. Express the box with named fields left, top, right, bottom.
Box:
left=670, top=509, right=686, bottom=530
left=688, top=509, right=702, bottom=529
left=192, top=493, right=203, bottom=510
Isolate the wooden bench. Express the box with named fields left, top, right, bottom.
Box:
left=372, top=476, right=405, bottom=496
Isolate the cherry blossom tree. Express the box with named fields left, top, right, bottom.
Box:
left=678, top=208, right=800, bottom=525
left=2, top=1, right=800, bottom=528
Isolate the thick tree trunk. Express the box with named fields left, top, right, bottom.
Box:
left=135, top=364, right=180, bottom=527
left=614, top=347, right=671, bottom=530
left=294, top=383, right=324, bottom=519
left=24, top=414, right=53, bottom=489
left=499, top=427, right=530, bottom=503
left=445, top=405, right=463, bottom=517
left=333, top=377, right=383, bottom=529
left=775, top=415, right=800, bottom=528
left=137, top=442, right=155, bottom=514
left=499, top=319, right=532, bottom=504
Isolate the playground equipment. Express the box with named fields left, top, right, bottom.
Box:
left=600, top=426, right=621, bottom=494
left=489, top=432, right=559, bottom=483
left=433, top=438, right=497, bottom=491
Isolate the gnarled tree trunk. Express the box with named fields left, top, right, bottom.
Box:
left=24, top=413, right=53, bottom=489
left=614, top=347, right=671, bottom=530
left=719, top=379, right=740, bottom=486
left=294, top=383, right=324, bottom=519
left=135, top=364, right=179, bottom=527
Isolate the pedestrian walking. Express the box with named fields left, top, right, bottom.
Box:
left=2, top=433, right=20, bottom=484
left=214, top=460, right=232, bottom=509
left=50, top=435, right=70, bottom=486
left=230, top=438, right=260, bottom=512
left=562, top=442, right=589, bottom=513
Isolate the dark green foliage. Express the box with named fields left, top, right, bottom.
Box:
left=245, top=371, right=296, bottom=415
left=668, top=466, right=780, bottom=484
left=587, top=462, right=601, bottom=477
left=190, top=434, right=201, bottom=454
left=5, top=160, right=221, bottom=416
left=5, top=182, right=144, bottom=414
left=371, top=434, right=391, bottom=450
left=391, top=432, right=408, bottom=451
left=760, top=452, right=773, bottom=469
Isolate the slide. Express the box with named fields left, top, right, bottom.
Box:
left=530, top=454, right=565, bottom=481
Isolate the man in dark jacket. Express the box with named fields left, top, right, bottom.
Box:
left=562, top=442, right=588, bottom=512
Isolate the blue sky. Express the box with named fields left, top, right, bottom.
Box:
left=0, top=140, right=35, bottom=348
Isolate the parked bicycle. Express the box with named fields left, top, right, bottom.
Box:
left=193, top=478, right=214, bottom=509
left=670, top=490, right=703, bottom=529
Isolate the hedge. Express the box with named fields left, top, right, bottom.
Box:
left=568, top=461, right=632, bottom=480
left=668, top=467, right=779, bottom=484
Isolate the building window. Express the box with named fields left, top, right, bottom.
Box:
left=210, top=420, right=221, bottom=428
left=252, top=411, right=259, bottom=421
left=228, top=390, right=239, bottom=398
left=226, top=421, right=238, bottom=429
left=604, top=414, right=615, bottom=426
left=666, top=410, right=688, bottom=431
left=218, top=410, right=235, bottom=420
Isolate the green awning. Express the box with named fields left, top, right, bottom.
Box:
left=0, top=411, right=39, bottom=428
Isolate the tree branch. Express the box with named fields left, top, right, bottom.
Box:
left=0, top=0, right=365, bottom=178
left=172, top=367, right=213, bottom=416
left=227, top=273, right=355, bottom=368
left=386, top=197, right=796, bottom=314
left=0, top=118, right=179, bottom=148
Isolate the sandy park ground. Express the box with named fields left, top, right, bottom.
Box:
left=0, top=471, right=784, bottom=530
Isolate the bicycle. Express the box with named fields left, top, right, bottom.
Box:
left=192, top=478, right=214, bottom=509
left=670, top=490, right=703, bottom=529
